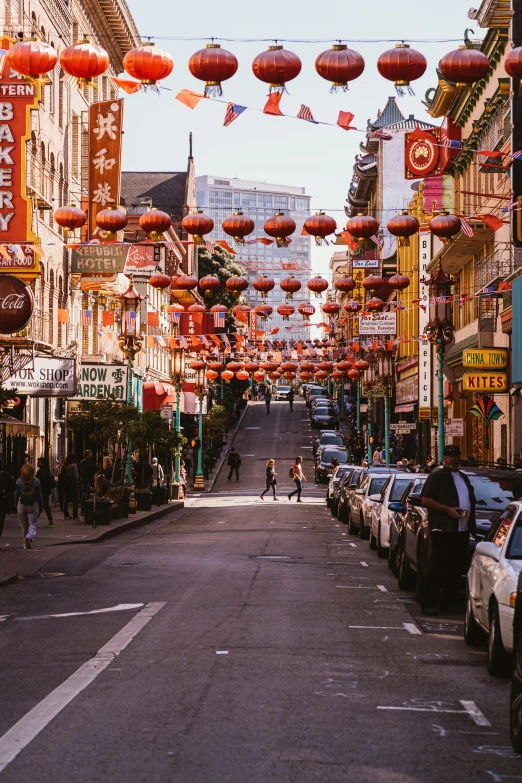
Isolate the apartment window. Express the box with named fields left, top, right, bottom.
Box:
left=258, top=194, right=272, bottom=208
left=274, top=196, right=288, bottom=209
left=233, top=192, right=241, bottom=206
left=241, top=192, right=256, bottom=207
left=71, top=113, right=79, bottom=178
left=296, top=197, right=308, bottom=209
left=58, top=70, right=64, bottom=129
left=209, top=189, right=232, bottom=205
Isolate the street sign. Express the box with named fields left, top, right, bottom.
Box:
left=463, top=349, right=507, bottom=370
left=395, top=428, right=413, bottom=434
left=160, top=404, right=173, bottom=421
left=463, top=372, right=508, bottom=392
left=445, top=418, right=464, bottom=436
left=390, top=421, right=412, bottom=430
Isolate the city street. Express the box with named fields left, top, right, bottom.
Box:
left=0, top=400, right=518, bottom=782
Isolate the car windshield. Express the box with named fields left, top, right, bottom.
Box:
left=320, top=435, right=344, bottom=447
left=315, top=408, right=333, bottom=415
left=322, top=450, right=348, bottom=464
left=369, top=477, right=390, bottom=495
left=467, top=474, right=522, bottom=510
left=351, top=470, right=363, bottom=484
left=277, top=387, right=290, bottom=392
left=389, top=478, right=413, bottom=502
left=507, top=512, right=522, bottom=559
left=309, top=389, right=324, bottom=396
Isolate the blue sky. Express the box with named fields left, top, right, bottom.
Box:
left=122, top=0, right=476, bottom=274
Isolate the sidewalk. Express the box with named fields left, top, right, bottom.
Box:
left=0, top=499, right=183, bottom=587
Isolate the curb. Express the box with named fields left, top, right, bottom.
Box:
left=205, top=405, right=249, bottom=493
left=0, top=572, right=18, bottom=588
left=61, top=501, right=185, bottom=544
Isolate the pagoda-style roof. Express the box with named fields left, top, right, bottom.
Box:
left=368, top=97, right=405, bottom=130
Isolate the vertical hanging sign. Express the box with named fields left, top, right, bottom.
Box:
left=0, top=36, right=40, bottom=279
left=88, top=99, right=124, bottom=241
left=418, top=230, right=432, bottom=413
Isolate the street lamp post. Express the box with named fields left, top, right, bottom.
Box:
left=118, top=277, right=143, bottom=487
left=193, top=366, right=207, bottom=490
left=376, top=350, right=394, bottom=464
left=362, top=357, right=376, bottom=464
left=356, top=379, right=361, bottom=433
left=426, top=261, right=455, bottom=464
left=171, top=346, right=185, bottom=488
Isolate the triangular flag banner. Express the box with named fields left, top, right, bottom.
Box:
left=176, top=89, right=206, bottom=109
left=477, top=150, right=504, bottom=158
left=215, top=239, right=236, bottom=254
left=111, top=77, right=142, bottom=95
left=258, top=237, right=274, bottom=246
left=339, top=231, right=358, bottom=251
left=263, top=93, right=284, bottom=116
left=0, top=245, right=9, bottom=260
left=480, top=214, right=505, bottom=232
left=337, top=111, right=356, bottom=131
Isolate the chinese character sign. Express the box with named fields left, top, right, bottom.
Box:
left=88, top=99, right=123, bottom=241
left=73, top=363, right=127, bottom=400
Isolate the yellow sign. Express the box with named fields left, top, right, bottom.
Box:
left=463, top=373, right=508, bottom=392
left=463, top=349, right=507, bottom=370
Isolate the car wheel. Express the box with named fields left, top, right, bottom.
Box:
left=314, top=472, right=318, bottom=483
left=388, top=540, right=396, bottom=572
left=369, top=525, right=377, bottom=549
left=397, top=543, right=416, bottom=591
left=326, top=492, right=331, bottom=508
left=360, top=513, right=370, bottom=540
left=338, top=502, right=348, bottom=524
left=377, top=522, right=387, bottom=559
left=510, top=677, right=522, bottom=754
left=348, top=513, right=358, bottom=534
left=415, top=537, right=426, bottom=604
left=331, top=501, right=338, bottom=518
left=487, top=601, right=512, bottom=677
left=464, top=588, right=484, bottom=647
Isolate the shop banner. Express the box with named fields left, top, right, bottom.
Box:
left=71, top=243, right=164, bottom=276
left=358, top=312, right=397, bottom=335
left=396, top=376, right=418, bottom=405
left=72, top=363, right=127, bottom=400
left=3, top=357, right=76, bottom=396
left=418, top=231, right=432, bottom=411
left=88, top=99, right=124, bottom=240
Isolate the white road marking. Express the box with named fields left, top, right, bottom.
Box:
left=461, top=700, right=491, bottom=727
left=377, top=585, right=388, bottom=592
left=349, top=543, right=357, bottom=548
left=245, top=427, right=260, bottom=430
left=0, top=602, right=165, bottom=773
left=349, top=625, right=406, bottom=629
left=337, top=586, right=376, bottom=590
left=15, top=603, right=145, bottom=621
left=403, top=623, right=422, bottom=635
left=360, top=561, right=368, bottom=567
left=216, top=651, right=229, bottom=655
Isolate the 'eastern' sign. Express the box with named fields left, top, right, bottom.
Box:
left=463, top=373, right=508, bottom=392
left=463, top=349, right=507, bottom=370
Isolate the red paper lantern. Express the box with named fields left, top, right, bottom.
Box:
left=303, top=212, right=337, bottom=245
left=283, top=371, right=296, bottom=381
left=123, top=42, right=173, bottom=86
left=53, top=205, right=86, bottom=232
left=505, top=47, right=522, bottom=79
left=226, top=361, right=244, bottom=373
left=254, top=304, right=273, bottom=319
left=264, top=212, right=296, bottom=248
left=222, top=211, right=255, bottom=244
left=314, top=369, right=328, bottom=380
left=355, top=359, right=370, bottom=371
left=322, top=302, right=340, bottom=315
left=188, top=43, right=238, bottom=96
left=315, top=44, right=365, bottom=91
left=199, top=275, right=221, bottom=297
left=60, top=40, right=109, bottom=83
left=167, top=304, right=184, bottom=321
left=188, top=303, right=206, bottom=314
left=346, top=214, right=379, bottom=240
left=206, top=370, right=219, bottom=381
left=226, top=276, right=248, bottom=296
left=307, top=275, right=329, bottom=297
left=388, top=274, right=411, bottom=291
left=221, top=370, right=234, bottom=382
left=252, top=45, right=301, bottom=93
left=348, top=368, right=362, bottom=379
left=386, top=212, right=420, bottom=247
left=299, top=361, right=315, bottom=372
left=190, top=359, right=206, bottom=371
left=182, top=210, right=214, bottom=245
left=377, top=43, right=427, bottom=95
left=280, top=275, right=302, bottom=299
left=318, top=361, right=334, bottom=372
left=253, top=275, right=275, bottom=298
left=244, top=361, right=260, bottom=373
left=232, top=303, right=251, bottom=319
left=262, top=361, right=279, bottom=372
left=335, top=275, right=355, bottom=293
left=281, top=361, right=298, bottom=372
left=210, top=304, right=228, bottom=316
left=95, top=207, right=127, bottom=236
left=362, top=275, right=384, bottom=292
left=277, top=303, right=295, bottom=321
left=366, top=297, right=385, bottom=312
left=208, top=360, right=224, bottom=372
left=176, top=275, right=198, bottom=291
left=337, top=360, right=353, bottom=372
left=331, top=370, right=344, bottom=381
left=439, top=37, right=490, bottom=87
left=253, top=371, right=266, bottom=382
left=299, top=371, right=312, bottom=382
left=429, top=212, right=461, bottom=242
left=344, top=299, right=362, bottom=313
left=149, top=273, right=171, bottom=290
left=139, top=209, right=172, bottom=240
left=7, top=39, right=58, bottom=78
left=236, top=370, right=250, bottom=381
left=298, top=303, right=316, bottom=319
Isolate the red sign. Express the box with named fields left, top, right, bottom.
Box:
left=0, top=38, right=40, bottom=276
left=179, top=312, right=213, bottom=337
left=405, top=126, right=441, bottom=179
left=88, top=99, right=124, bottom=241
left=0, top=273, right=34, bottom=333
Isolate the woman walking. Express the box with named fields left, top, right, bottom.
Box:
left=15, top=463, right=43, bottom=549
left=260, top=459, right=278, bottom=501
left=288, top=456, right=306, bottom=503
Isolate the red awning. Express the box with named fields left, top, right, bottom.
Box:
left=143, top=381, right=176, bottom=411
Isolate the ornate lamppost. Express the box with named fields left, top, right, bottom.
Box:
left=426, top=261, right=455, bottom=464
left=171, top=346, right=185, bottom=490
left=118, top=277, right=144, bottom=486
left=193, top=364, right=207, bottom=490
left=375, top=349, right=394, bottom=463
left=361, top=356, right=376, bottom=464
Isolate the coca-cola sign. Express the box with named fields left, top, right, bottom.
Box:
left=0, top=274, right=34, bottom=334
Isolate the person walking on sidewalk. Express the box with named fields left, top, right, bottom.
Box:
left=79, top=450, right=96, bottom=502
left=0, top=459, right=14, bottom=542
left=288, top=387, right=295, bottom=412
left=260, top=459, right=278, bottom=501
left=227, top=447, right=241, bottom=481
left=288, top=456, right=306, bottom=502
left=152, top=457, right=164, bottom=486
left=36, top=458, right=56, bottom=528
left=62, top=453, right=80, bottom=520
left=15, top=463, right=43, bottom=549
left=264, top=388, right=272, bottom=415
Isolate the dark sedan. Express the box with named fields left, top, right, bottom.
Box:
left=313, top=431, right=345, bottom=456
left=337, top=468, right=364, bottom=522
left=311, top=406, right=339, bottom=429
left=315, top=448, right=349, bottom=483
left=510, top=569, right=522, bottom=752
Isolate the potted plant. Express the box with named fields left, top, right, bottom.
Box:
left=151, top=485, right=168, bottom=506
left=135, top=488, right=152, bottom=511
left=95, top=497, right=113, bottom=525
left=83, top=499, right=94, bottom=526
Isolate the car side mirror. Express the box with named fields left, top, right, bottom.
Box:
left=327, top=473, right=333, bottom=479
left=388, top=502, right=405, bottom=513
left=355, top=488, right=365, bottom=496
left=475, top=541, right=501, bottom=561
left=407, top=494, right=423, bottom=507
left=369, top=494, right=381, bottom=502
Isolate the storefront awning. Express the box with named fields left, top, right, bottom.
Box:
left=394, top=404, right=416, bottom=413
left=0, top=414, right=40, bottom=438
left=143, top=381, right=176, bottom=411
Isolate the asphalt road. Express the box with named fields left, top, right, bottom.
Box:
left=0, top=398, right=518, bottom=782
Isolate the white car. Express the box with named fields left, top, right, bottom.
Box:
left=357, top=474, right=393, bottom=540
left=326, top=464, right=357, bottom=508
left=465, top=501, right=522, bottom=675
left=369, top=473, right=415, bottom=558
left=274, top=385, right=292, bottom=400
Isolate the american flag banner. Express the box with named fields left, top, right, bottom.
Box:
left=204, top=241, right=214, bottom=254
left=431, top=296, right=450, bottom=304
left=504, top=199, right=522, bottom=213
left=442, top=138, right=462, bottom=149
left=479, top=286, right=495, bottom=296
left=224, top=103, right=247, bottom=127
left=168, top=309, right=181, bottom=323
left=213, top=311, right=226, bottom=328
left=80, top=309, right=93, bottom=327
left=297, top=104, right=318, bottom=124
left=124, top=310, right=137, bottom=330
left=460, top=217, right=474, bottom=238
left=370, top=235, right=383, bottom=250
left=512, top=150, right=522, bottom=160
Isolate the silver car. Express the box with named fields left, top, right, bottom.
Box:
left=349, top=473, right=392, bottom=539
left=369, top=474, right=415, bottom=558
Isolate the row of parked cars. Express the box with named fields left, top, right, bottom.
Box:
left=304, top=384, right=340, bottom=430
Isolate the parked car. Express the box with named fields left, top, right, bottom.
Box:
left=309, top=398, right=335, bottom=415
left=331, top=467, right=359, bottom=518
left=465, top=501, right=522, bottom=676
left=274, top=385, right=292, bottom=400
left=388, top=477, right=426, bottom=578
left=510, top=569, right=522, bottom=752
left=369, top=473, right=416, bottom=558
left=337, top=468, right=364, bottom=522
left=349, top=472, right=392, bottom=538
left=326, top=464, right=357, bottom=507
left=306, top=387, right=327, bottom=407
left=313, top=431, right=345, bottom=456
left=315, top=448, right=349, bottom=483
left=311, top=406, right=339, bottom=429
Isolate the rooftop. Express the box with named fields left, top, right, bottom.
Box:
left=121, top=172, right=189, bottom=220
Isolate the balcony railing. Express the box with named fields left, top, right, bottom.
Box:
left=474, top=243, right=513, bottom=292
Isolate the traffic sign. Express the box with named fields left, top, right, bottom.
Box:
left=160, top=404, right=173, bottom=421
left=390, top=422, right=414, bottom=431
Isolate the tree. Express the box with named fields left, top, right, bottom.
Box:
left=129, top=410, right=186, bottom=461
left=197, top=245, right=247, bottom=323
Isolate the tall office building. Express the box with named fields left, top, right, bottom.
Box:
left=196, top=176, right=312, bottom=340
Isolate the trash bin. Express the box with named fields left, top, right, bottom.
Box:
left=151, top=486, right=168, bottom=506
left=135, top=491, right=152, bottom=511
left=94, top=500, right=113, bottom=525
left=83, top=500, right=94, bottom=526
